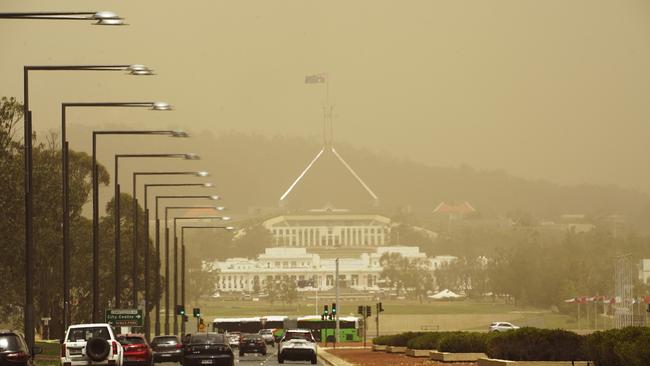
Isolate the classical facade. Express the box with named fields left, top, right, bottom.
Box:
left=262, top=212, right=391, bottom=248
left=210, top=246, right=456, bottom=293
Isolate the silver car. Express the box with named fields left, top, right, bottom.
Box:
left=257, top=329, right=275, bottom=344
left=489, top=322, right=520, bottom=332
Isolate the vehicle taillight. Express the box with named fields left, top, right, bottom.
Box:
left=176, top=343, right=183, bottom=349
left=112, top=341, right=118, bottom=355
left=6, top=352, right=29, bottom=362
left=185, top=346, right=192, bottom=353
left=61, top=343, right=67, bottom=357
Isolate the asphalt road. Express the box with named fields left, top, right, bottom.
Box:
left=157, top=346, right=325, bottom=366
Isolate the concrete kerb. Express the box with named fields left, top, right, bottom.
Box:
left=319, top=349, right=357, bottom=366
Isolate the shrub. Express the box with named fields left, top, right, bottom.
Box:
left=372, top=332, right=426, bottom=347
left=486, top=327, right=588, bottom=361
left=586, top=327, right=650, bottom=366
left=438, top=332, right=492, bottom=353
left=406, top=332, right=459, bottom=350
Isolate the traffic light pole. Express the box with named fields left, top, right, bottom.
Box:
left=335, top=258, right=339, bottom=349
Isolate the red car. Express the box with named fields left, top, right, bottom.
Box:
left=117, top=334, right=152, bottom=366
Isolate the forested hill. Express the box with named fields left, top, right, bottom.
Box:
left=72, top=124, right=650, bottom=225
left=178, top=131, right=650, bottom=223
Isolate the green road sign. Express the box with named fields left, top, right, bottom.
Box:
left=105, top=309, right=143, bottom=327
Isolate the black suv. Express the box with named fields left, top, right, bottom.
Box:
left=0, top=331, right=41, bottom=366
left=237, top=334, right=266, bottom=357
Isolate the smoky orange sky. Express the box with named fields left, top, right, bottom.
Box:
left=1, top=0, right=650, bottom=193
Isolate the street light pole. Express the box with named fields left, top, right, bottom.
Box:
left=144, top=182, right=212, bottom=337
left=165, top=208, right=227, bottom=336
left=154, top=195, right=220, bottom=334
left=169, top=209, right=227, bottom=336
left=92, top=130, right=184, bottom=321
left=62, top=102, right=173, bottom=323
left=178, top=225, right=235, bottom=336
left=113, top=154, right=197, bottom=309
left=0, top=11, right=128, bottom=348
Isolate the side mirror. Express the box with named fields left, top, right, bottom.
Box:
left=32, top=346, right=42, bottom=356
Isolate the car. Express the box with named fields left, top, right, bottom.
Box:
left=0, top=330, right=41, bottom=366
left=150, top=335, right=183, bottom=363
left=277, top=329, right=317, bottom=365
left=489, top=322, right=520, bottom=332
left=257, top=329, right=275, bottom=345
left=224, top=333, right=240, bottom=349
left=61, top=323, right=123, bottom=366
left=117, top=334, right=152, bottom=366
left=181, top=333, right=233, bottom=366
left=238, top=334, right=266, bottom=357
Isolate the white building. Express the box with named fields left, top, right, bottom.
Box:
left=263, top=212, right=391, bottom=248
left=212, top=246, right=455, bottom=293
left=640, top=259, right=650, bottom=284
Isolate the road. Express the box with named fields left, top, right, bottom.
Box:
left=157, top=346, right=326, bottom=366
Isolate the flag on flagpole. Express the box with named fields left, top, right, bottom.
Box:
left=305, top=73, right=326, bottom=84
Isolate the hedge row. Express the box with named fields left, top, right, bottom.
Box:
left=373, top=326, right=650, bottom=366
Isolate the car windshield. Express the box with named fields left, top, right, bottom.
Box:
left=190, top=333, right=225, bottom=344
left=284, top=332, right=314, bottom=342
left=152, top=336, right=178, bottom=346
left=0, top=335, right=23, bottom=352
left=67, top=327, right=111, bottom=342
left=259, top=330, right=272, bottom=335
left=119, top=336, right=145, bottom=345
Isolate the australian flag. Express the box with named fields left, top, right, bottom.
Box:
left=305, top=73, right=326, bottom=84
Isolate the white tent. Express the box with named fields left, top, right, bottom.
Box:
left=428, top=289, right=462, bottom=299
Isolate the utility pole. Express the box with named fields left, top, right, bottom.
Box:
left=335, top=258, right=340, bottom=348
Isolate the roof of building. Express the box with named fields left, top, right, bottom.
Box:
left=433, top=201, right=476, bottom=214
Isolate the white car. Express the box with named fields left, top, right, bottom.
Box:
left=489, top=322, right=520, bottom=332
left=258, top=329, right=275, bottom=344
left=61, top=323, right=123, bottom=366
left=225, top=332, right=241, bottom=348
left=278, top=329, right=317, bottom=365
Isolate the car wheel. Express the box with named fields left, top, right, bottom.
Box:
left=278, top=355, right=284, bottom=364
left=311, top=355, right=317, bottom=364
left=239, top=351, right=244, bottom=357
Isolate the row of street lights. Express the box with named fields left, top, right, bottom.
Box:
left=2, top=9, right=235, bottom=348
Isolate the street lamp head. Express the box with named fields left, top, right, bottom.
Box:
left=203, top=183, right=214, bottom=188
left=127, top=64, right=154, bottom=75
left=184, top=153, right=200, bottom=160
left=221, top=216, right=232, bottom=221
left=172, top=130, right=189, bottom=138
left=214, top=206, right=225, bottom=211
left=93, top=11, right=121, bottom=20
left=151, top=102, right=172, bottom=111
left=225, top=226, right=236, bottom=231
left=209, top=195, right=220, bottom=201
left=196, top=171, right=210, bottom=177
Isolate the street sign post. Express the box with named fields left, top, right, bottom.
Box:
left=105, top=309, right=144, bottom=327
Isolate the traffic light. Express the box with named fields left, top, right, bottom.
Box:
left=331, top=303, right=337, bottom=317
left=322, top=305, right=329, bottom=320
left=378, top=302, right=384, bottom=312
left=366, top=305, right=372, bottom=317
left=358, top=305, right=364, bottom=315
left=176, top=305, right=185, bottom=316
left=193, top=308, right=201, bottom=318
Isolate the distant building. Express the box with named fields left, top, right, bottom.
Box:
left=433, top=201, right=477, bottom=220
left=210, top=246, right=456, bottom=293
left=262, top=210, right=391, bottom=248
left=640, top=259, right=650, bottom=284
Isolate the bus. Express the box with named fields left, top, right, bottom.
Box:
left=212, top=317, right=262, bottom=333
left=296, top=315, right=361, bottom=342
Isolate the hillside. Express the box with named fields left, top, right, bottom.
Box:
left=189, top=131, right=650, bottom=225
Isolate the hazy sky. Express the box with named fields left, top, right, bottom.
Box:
left=2, top=0, right=650, bottom=193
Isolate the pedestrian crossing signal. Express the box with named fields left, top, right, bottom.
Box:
left=193, top=308, right=201, bottom=318
left=176, top=305, right=185, bottom=316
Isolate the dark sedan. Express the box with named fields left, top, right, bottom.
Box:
left=238, top=334, right=266, bottom=357
left=0, top=331, right=40, bottom=366
left=151, top=335, right=183, bottom=363
left=181, top=333, right=233, bottom=366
